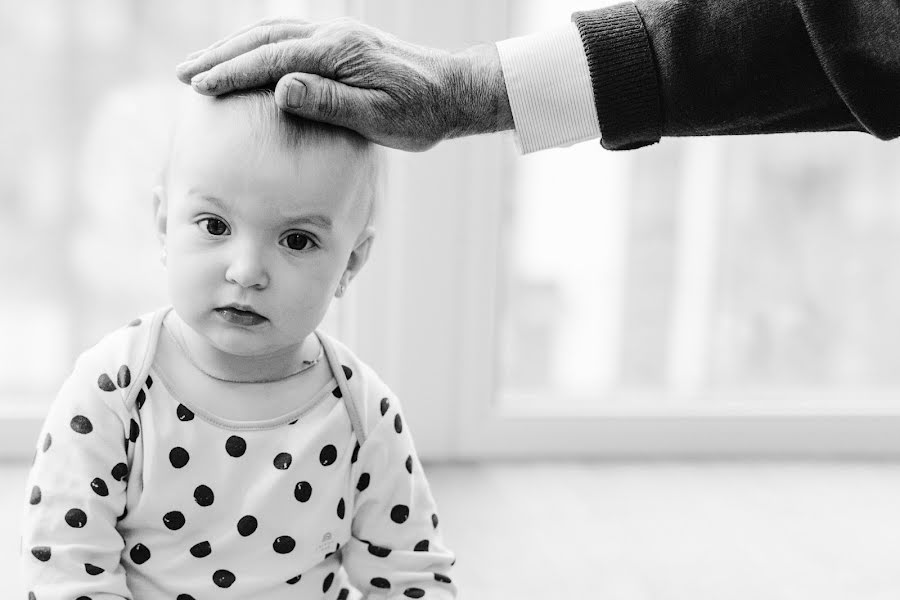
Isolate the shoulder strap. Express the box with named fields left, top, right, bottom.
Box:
left=317, top=332, right=367, bottom=445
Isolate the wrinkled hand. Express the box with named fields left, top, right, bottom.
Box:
left=175, top=17, right=513, bottom=151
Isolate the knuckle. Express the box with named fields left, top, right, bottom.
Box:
left=314, top=83, right=342, bottom=120
left=254, top=24, right=277, bottom=45
left=263, top=45, right=286, bottom=78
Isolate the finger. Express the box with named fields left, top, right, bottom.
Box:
left=190, top=41, right=323, bottom=95
left=183, top=17, right=310, bottom=61
left=274, top=73, right=380, bottom=135
left=176, top=23, right=315, bottom=83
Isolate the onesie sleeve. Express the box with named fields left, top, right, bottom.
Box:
left=21, top=356, right=135, bottom=599
left=342, top=395, right=457, bottom=599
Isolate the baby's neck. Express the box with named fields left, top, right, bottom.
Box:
left=166, top=312, right=320, bottom=384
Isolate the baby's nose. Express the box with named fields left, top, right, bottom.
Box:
left=225, top=245, right=269, bottom=289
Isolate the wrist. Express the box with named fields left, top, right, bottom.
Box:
left=444, top=43, right=514, bottom=139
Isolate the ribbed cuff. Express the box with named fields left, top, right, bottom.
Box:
left=496, top=23, right=601, bottom=153
left=573, top=3, right=662, bottom=150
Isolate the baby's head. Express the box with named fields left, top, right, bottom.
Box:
left=154, top=89, right=377, bottom=358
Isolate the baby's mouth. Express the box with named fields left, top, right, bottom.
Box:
left=215, top=305, right=267, bottom=327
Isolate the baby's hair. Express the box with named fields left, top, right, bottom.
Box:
left=162, top=87, right=380, bottom=229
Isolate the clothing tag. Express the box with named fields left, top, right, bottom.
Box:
left=317, top=531, right=337, bottom=554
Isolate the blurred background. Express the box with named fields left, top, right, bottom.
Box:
left=3, top=0, right=900, bottom=598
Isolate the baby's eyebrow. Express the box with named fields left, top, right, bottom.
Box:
left=187, top=191, right=229, bottom=210
left=284, top=214, right=333, bottom=231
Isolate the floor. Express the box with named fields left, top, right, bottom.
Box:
left=7, top=460, right=900, bottom=599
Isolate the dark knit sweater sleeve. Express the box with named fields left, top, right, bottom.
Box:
left=573, top=0, right=900, bottom=151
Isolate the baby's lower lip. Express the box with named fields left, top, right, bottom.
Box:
left=215, top=307, right=267, bottom=326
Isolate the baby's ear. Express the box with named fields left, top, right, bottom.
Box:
left=344, top=227, right=375, bottom=282
left=152, top=185, right=168, bottom=245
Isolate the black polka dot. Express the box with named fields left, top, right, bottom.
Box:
left=434, top=573, right=452, bottom=583
left=31, top=546, right=51, bottom=562
left=404, top=588, right=425, bottom=598
left=390, top=505, right=409, bottom=524
left=351, top=442, right=360, bottom=464
left=169, top=447, right=190, bottom=468
left=332, top=386, right=343, bottom=398
left=371, top=577, right=391, bottom=589
left=29, top=486, right=41, bottom=505
left=146, top=375, right=153, bottom=388
left=237, top=515, right=257, bottom=536
left=337, top=498, right=345, bottom=519
left=213, top=569, right=235, bottom=588
left=130, top=543, right=151, bottom=564
left=163, top=511, right=185, bottom=530
left=65, top=508, right=87, bottom=528
left=432, top=513, right=439, bottom=528
left=414, top=540, right=429, bottom=552
left=405, top=455, right=413, bottom=474
left=193, top=485, right=214, bottom=507
left=368, top=543, right=391, bottom=558
left=286, top=574, right=302, bottom=584
left=70, top=415, right=93, bottom=434
left=338, top=587, right=350, bottom=600
left=289, top=419, right=298, bottom=425
left=342, top=365, right=353, bottom=379
left=117, top=365, right=131, bottom=388
left=111, top=462, right=128, bottom=481
left=129, top=419, right=140, bottom=443
left=135, top=389, right=147, bottom=410
left=117, top=507, right=128, bottom=521
left=98, top=373, right=116, bottom=392
left=319, top=444, right=337, bottom=466
left=225, top=435, right=246, bottom=457
left=177, top=595, right=196, bottom=600
left=189, top=541, right=211, bottom=558
left=84, top=563, right=104, bottom=575
left=42, top=433, right=52, bottom=452
left=273, top=452, right=292, bottom=470
left=323, top=571, right=335, bottom=592
left=357, top=473, right=370, bottom=492
left=294, top=481, right=312, bottom=502
left=76, top=597, right=92, bottom=600
left=176, top=404, right=194, bottom=421
left=380, top=398, right=390, bottom=416
left=91, top=477, right=109, bottom=497
left=27, top=592, right=35, bottom=600
left=273, top=536, right=296, bottom=554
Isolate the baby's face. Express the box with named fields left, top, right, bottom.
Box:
left=159, top=97, right=372, bottom=359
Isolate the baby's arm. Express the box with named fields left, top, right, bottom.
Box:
left=21, top=357, right=134, bottom=599
left=344, top=395, right=457, bottom=599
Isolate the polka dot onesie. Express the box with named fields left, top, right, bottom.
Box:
left=21, top=307, right=457, bottom=599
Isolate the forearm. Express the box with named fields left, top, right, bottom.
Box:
left=445, top=43, right=514, bottom=139
left=576, top=0, right=900, bottom=149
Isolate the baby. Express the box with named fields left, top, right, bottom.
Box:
left=21, top=89, right=456, bottom=599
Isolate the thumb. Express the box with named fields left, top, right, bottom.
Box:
left=275, top=72, right=373, bottom=131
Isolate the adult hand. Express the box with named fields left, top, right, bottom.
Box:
left=175, top=17, right=514, bottom=151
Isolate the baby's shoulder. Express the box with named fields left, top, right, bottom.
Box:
left=319, top=333, right=399, bottom=437
left=65, top=308, right=167, bottom=413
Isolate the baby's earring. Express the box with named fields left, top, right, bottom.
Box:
left=335, top=279, right=347, bottom=298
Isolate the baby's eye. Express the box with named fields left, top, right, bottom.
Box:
left=282, top=232, right=315, bottom=251
left=198, top=218, right=229, bottom=236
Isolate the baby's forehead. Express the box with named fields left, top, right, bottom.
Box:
left=167, top=91, right=376, bottom=228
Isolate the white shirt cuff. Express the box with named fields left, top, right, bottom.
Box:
left=496, top=22, right=601, bottom=154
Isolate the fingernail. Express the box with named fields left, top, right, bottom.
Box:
left=191, top=73, right=214, bottom=91
left=286, top=79, right=306, bottom=108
